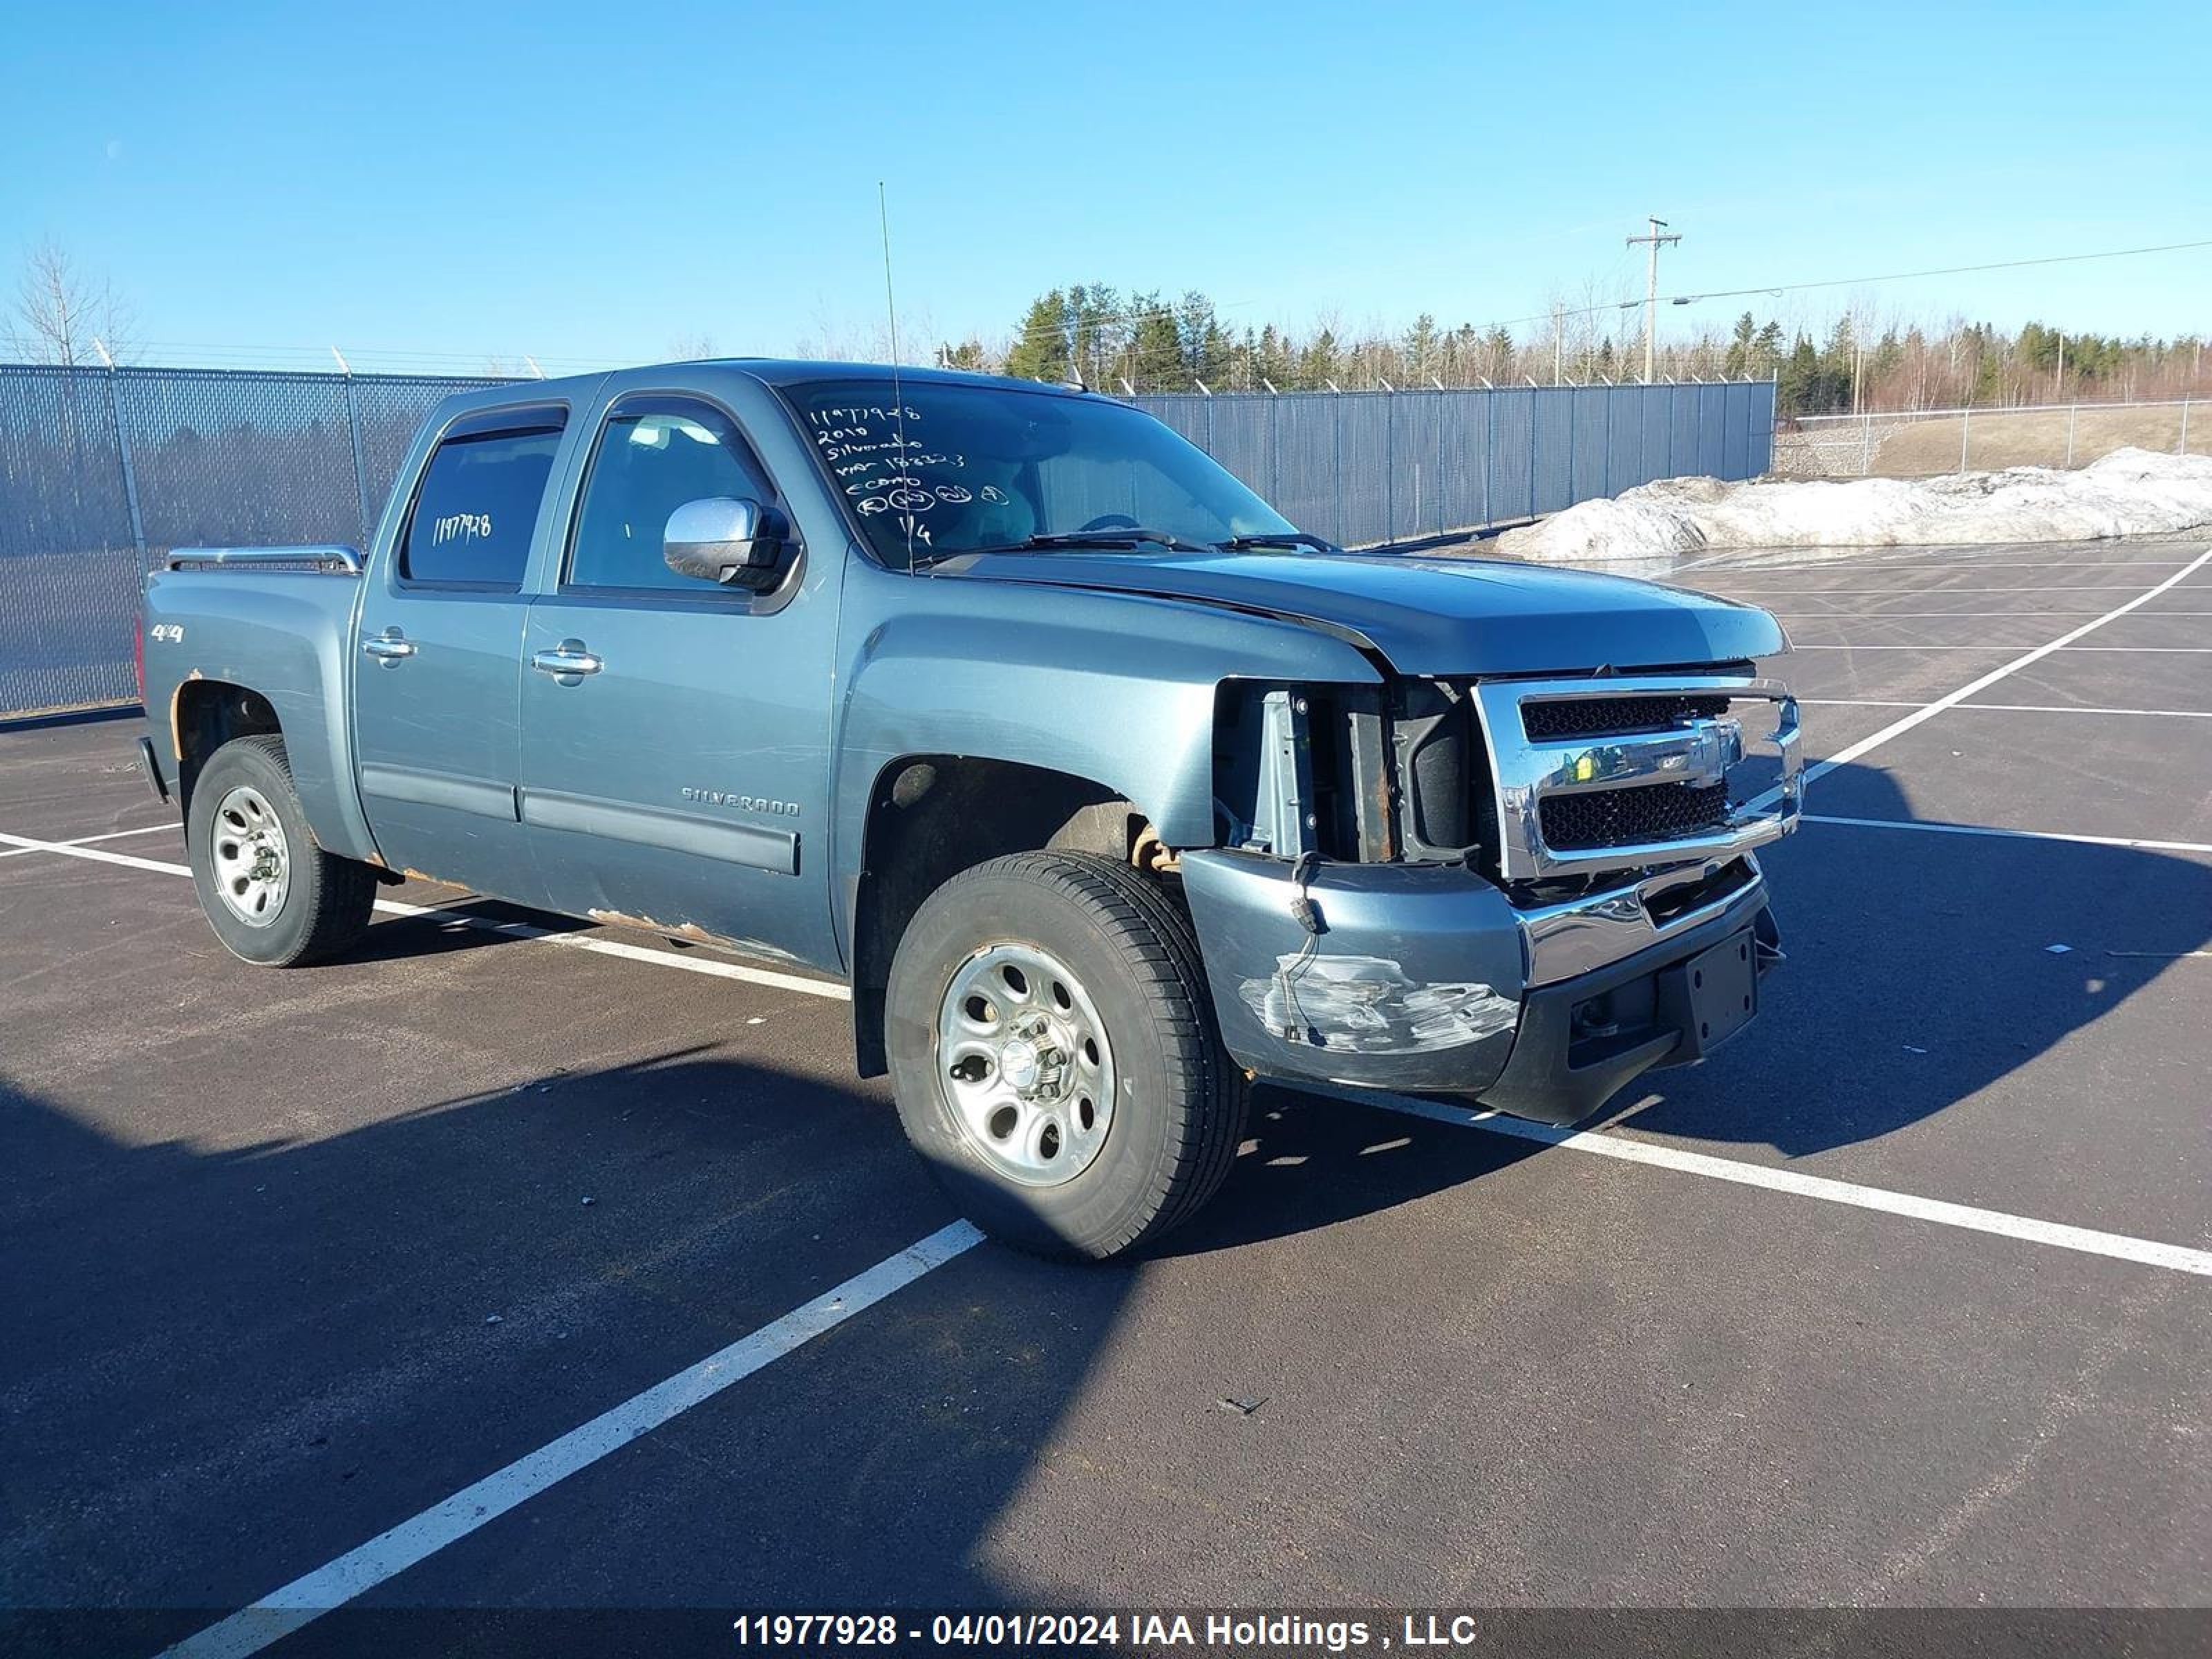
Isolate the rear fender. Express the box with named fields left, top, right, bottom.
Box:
left=140, top=568, right=377, bottom=862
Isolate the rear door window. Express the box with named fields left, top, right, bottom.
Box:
left=400, top=420, right=565, bottom=587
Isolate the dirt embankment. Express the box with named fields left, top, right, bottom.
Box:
left=1775, top=404, right=2198, bottom=479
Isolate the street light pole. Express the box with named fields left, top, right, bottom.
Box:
left=1626, top=216, right=1682, bottom=384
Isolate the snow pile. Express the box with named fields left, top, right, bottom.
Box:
left=1494, top=447, right=2212, bottom=563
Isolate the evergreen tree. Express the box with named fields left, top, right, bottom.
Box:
left=1298, top=328, right=1340, bottom=389
left=1723, top=312, right=1756, bottom=379
left=1779, top=335, right=1822, bottom=415
left=1174, top=290, right=1217, bottom=384
left=1402, top=312, right=1439, bottom=382
left=1483, top=326, right=1515, bottom=382
left=1004, top=290, right=1070, bottom=384
left=1068, top=283, right=1125, bottom=388
left=1130, top=292, right=1183, bottom=391
left=1255, top=324, right=1291, bottom=388
left=1819, top=315, right=1859, bottom=409
left=1224, top=328, right=1258, bottom=391
left=1752, top=321, right=1784, bottom=378
left=1196, top=318, right=1232, bottom=388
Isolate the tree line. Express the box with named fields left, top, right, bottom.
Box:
left=12, top=241, right=2204, bottom=420
left=949, top=285, right=2211, bottom=417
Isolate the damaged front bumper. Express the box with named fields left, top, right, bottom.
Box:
left=1180, top=849, right=1781, bottom=1127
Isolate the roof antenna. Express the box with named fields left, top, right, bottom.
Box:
left=877, top=180, right=921, bottom=574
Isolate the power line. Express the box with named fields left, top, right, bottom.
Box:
left=1674, top=235, right=2212, bottom=307
left=1496, top=234, right=2212, bottom=332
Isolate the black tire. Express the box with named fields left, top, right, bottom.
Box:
left=187, top=734, right=376, bottom=967
left=885, top=852, right=1245, bottom=1260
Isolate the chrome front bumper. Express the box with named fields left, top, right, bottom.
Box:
left=1179, top=846, right=1777, bottom=1109
left=1470, top=673, right=1802, bottom=882
left=1518, top=856, right=1772, bottom=988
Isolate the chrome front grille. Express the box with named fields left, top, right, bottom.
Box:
left=1472, top=673, right=1801, bottom=881
left=1519, top=693, right=1732, bottom=742
left=1539, top=779, right=1730, bottom=850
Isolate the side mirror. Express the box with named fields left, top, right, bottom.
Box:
left=664, top=496, right=790, bottom=591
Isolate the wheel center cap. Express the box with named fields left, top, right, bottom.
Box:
left=1000, top=1038, right=1042, bottom=1093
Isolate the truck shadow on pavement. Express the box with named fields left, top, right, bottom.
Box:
left=4, top=1046, right=1524, bottom=1648
left=1591, top=759, right=2212, bottom=1159
left=8, top=752, right=2208, bottom=1640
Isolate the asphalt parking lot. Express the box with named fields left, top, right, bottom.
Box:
left=3, top=537, right=2208, bottom=1657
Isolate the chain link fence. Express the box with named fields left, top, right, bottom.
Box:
left=0, top=364, right=1774, bottom=719
left=0, top=366, right=503, bottom=718
left=1772, top=397, right=2198, bottom=479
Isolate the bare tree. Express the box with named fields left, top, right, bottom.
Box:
left=667, top=331, right=718, bottom=361
left=8, top=240, right=137, bottom=366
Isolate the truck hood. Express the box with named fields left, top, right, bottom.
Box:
left=950, top=549, right=1787, bottom=676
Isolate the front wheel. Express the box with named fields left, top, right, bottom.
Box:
left=885, top=852, right=1246, bottom=1260
left=187, top=735, right=376, bottom=967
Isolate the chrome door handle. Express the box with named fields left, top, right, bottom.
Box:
left=530, top=644, right=603, bottom=678
left=362, top=631, right=416, bottom=659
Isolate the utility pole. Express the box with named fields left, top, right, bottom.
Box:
left=1626, top=216, right=1681, bottom=384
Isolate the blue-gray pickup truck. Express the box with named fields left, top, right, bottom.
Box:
left=136, top=361, right=1801, bottom=1258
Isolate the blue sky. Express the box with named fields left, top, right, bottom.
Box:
left=4, top=0, right=2207, bottom=369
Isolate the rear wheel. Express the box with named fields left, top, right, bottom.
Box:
left=187, top=735, right=375, bottom=966
left=885, top=852, right=1244, bottom=1260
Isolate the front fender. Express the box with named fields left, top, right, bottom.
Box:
left=830, top=562, right=1380, bottom=878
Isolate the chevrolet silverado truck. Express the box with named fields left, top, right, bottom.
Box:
left=135, top=362, right=1801, bottom=1259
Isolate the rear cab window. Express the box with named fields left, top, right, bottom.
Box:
left=399, top=407, right=568, bottom=588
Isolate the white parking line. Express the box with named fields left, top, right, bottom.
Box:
left=368, top=894, right=852, bottom=1001
left=158, top=1222, right=983, bottom=1659
left=1655, top=547, right=2165, bottom=574
left=1804, top=698, right=2212, bottom=720
left=1358, top=1093, right=2212, bottom=1278
left=12, top=812, right=2211, bottom=1282
left=0, top=832, right=191, bottom=877
left=1789, top=643, right=2212, bottom=652
left=1700, top=559, right=2202, bottom=574
left=1777, top=612, right=2212, bottom=619
left=1687, top=584, right=2212, bottom=598
left=1676, top=545, right=2202, bottom=572
left=1783, top=644, right=2030, bottom=651
left=0, top=830, right=850, bottom=1002
left=0, top=821, right=176, bottom=858
left=1806, top=814, right=2212, bottom=857
left=1750, top=545, right=2212, bottom=807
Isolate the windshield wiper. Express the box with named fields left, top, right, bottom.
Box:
left=1020, top=529, right=1216, bottom=554
left=1216, top=531, right=1337, bottom=552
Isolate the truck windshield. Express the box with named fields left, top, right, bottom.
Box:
left=787, top=378, right=1300, bottom=568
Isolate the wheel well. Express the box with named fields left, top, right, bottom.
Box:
left=171, top=679, right=282, bottom=814
left=850, top=757, right=1148, bottom=1077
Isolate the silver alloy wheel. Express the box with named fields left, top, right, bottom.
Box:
left=209, top=784, right=290, bottom=927
left=936, top=941, right=1117, bottom=1188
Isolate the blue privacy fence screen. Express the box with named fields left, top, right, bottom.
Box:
left=0, top=364, right=1774, bottom=715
